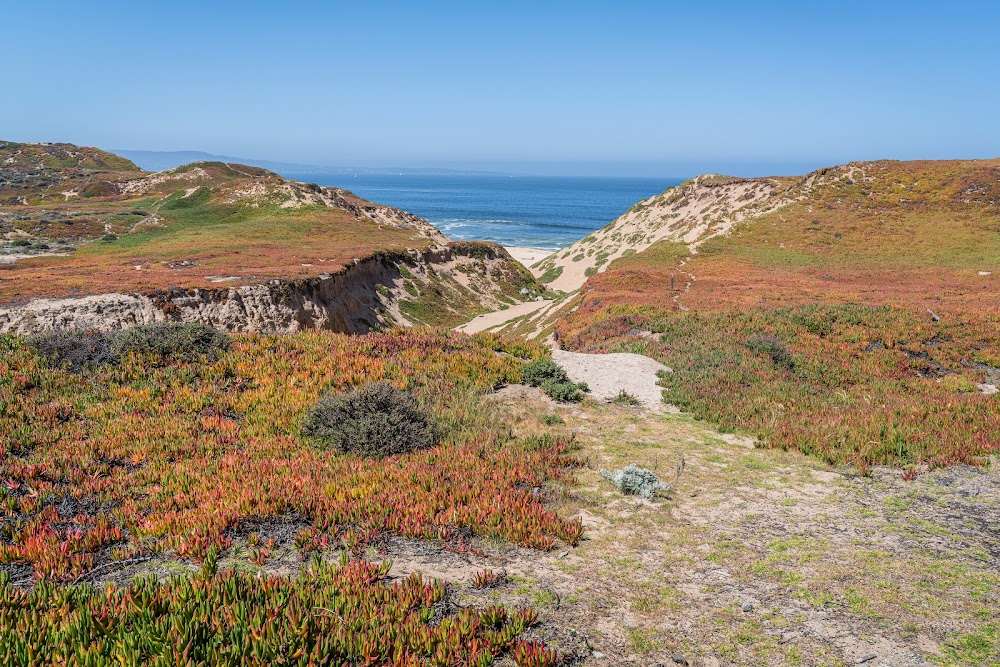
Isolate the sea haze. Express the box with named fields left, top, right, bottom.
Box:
left=286, top=174, right=680, bottom=251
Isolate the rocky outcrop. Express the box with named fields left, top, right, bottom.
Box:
left=0, top=243, right=537, bottom=335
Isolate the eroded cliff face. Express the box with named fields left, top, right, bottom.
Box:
left=0, top=243, right=540, bottom=334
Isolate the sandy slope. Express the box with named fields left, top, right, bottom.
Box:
left=534, top=175, right=785, bottom=293
left=454, top=299, right=550, bottom=334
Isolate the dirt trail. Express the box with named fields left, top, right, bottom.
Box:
left=378, top=396, right=999, bottom=667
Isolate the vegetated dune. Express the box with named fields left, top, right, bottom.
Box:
left=534, top=174, right=786, bottom=292
left=0, top=141, right=544, bottom=332
left=551, top=158, right=1000, bottom=469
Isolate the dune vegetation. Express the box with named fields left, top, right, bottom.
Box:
left=0, top=327, right=579, bottom=664
left=556, top=160, right=1000, bottom=471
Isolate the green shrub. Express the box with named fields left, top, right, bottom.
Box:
left=303, top=382, right=438, bottom=458
left=521, top=359, right=569, bottom=386
left=10, top=239, right=31, bottom=247
left=522, top=359, right=587, bottom=402
left=100, top=233, right=118, bottom=242
left=29, top=330, right=115, bottom=372
left=110, top=323, right=231, bottom=362
left=541, top=413, right=564, bottom=425
left=744, top=333, right=794, bottom=370
left=541, top=379, right=588, bottom=403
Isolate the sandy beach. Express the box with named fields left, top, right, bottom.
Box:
left=503, top=246, right=553, bottom=268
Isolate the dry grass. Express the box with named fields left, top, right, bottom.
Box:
left=449, top=394, right=1000, bottom=666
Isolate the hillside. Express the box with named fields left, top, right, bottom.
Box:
left=0, top=142, right=541, bottom=332
left=534, top=173, right=786, bottom=292
left=549, top=158, right=999, bottom=469
left=1, top=153, right=998, bottom=667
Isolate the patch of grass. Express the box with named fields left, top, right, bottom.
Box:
left=612, top=390, right=641, bottom=406
left=936, top=623, right=999, bottom=666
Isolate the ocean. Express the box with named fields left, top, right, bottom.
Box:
left=287, top=174, right=681, bottom=251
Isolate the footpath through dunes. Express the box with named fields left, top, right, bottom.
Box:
left=0, top=141, right=546, bottom=333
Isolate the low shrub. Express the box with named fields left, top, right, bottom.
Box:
left=30, top=323, right=231, bottom=371
left=541, top=413, right=564, bottom=425
left=541, top=379, right=588, bottom=403
left=522, top=358, right=587, bottom=401
left=303, top=382, right=439, bottom=458
left=110, top=323, right=231, bottom=362
left=522, top=359, right=569, bottom=386
left=10, top=239, right=31, bottom=247
left=599, top=464, right=670, bottom=499
left=29, top=329, right=115, bottom=372
left=744, top=333, right=794, bottom=370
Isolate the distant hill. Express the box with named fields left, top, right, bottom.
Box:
left=0, top=141, right=541, bottom=333
left=546, top=158, right=999, bottom=469
left=1, top=141, right=141, bottom=198
left=112, top=149, right=514, bottom=177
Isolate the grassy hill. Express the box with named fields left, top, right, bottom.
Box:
left=1, top=144, right=450, bottom=303
left=555, top=159, right=1000, bottom=470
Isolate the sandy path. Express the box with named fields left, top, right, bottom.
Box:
left=551, top=348, right=672, bottom=411
left=455, top=299, right=550, bottom=334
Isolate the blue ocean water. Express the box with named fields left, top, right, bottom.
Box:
left=289, top=174, right=680, bottom=251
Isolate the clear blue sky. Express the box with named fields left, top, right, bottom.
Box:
left=5, top=1, right=999, bottom=176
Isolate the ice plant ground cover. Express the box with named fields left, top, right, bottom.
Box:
left=0, top=328, right=579, bottom=665
left=556, top=160, right=1000, bottom=471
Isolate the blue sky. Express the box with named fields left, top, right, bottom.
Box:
left=5, top=1, right=999, bottom=176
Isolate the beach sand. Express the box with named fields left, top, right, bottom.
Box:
left=503, top=246, right=553, bottom=268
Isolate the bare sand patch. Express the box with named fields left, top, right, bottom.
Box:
left=551, top=348, right=674, bottom=411
left=503, top=246, right=553, bottom=267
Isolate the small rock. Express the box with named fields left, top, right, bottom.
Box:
left=671, top=652, right=689, bottom=666
left=519, top=288, right=529, bottom=295
left=591, top=650, right=605, bottom=659
left=741, top=601, right=754, bottom=612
